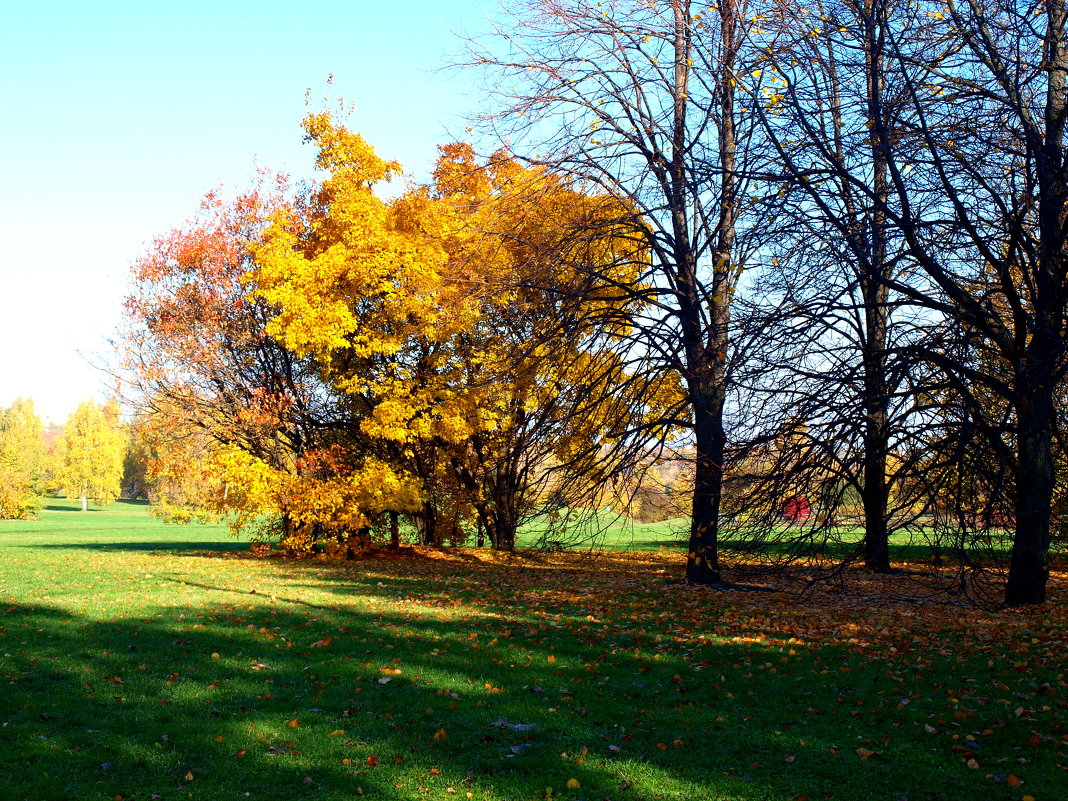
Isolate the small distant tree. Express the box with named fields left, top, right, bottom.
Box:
left=0, top=398, right=45, bottom=519
left=121, top=415, right=152, bottom=499
left=57, top=400, right=126, bottom=511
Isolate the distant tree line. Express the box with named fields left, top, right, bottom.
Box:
left=0, top=398, right=127, bottom=516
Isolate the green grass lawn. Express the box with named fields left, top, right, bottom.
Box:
left=520, top=512, right=1009, bottom=567
left=0, top=501, right=1065, bottom=800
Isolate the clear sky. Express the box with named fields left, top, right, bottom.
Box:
left=0, top=0, right=495, bottom=423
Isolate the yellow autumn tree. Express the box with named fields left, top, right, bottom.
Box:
left=425, top=143, right=682, bottom=548
left=0, top=398, right=45, bottom=519
left=256, top=112, right=678, bottom=550
left=56, top=400, right=126, bottom=512
left=122, top=177, right=361, bottom=551
left=253, top=112, right=464, bottom=546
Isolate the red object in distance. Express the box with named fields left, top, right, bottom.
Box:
left=783, top=496, right=811, bottom=523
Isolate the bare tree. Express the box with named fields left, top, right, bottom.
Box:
left=466, top=0, right=760, bottom=583
left=756, top=0, right=1068, bottom=603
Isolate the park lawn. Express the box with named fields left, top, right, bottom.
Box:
left=0, top=502, right=1066, bottom=801
left=522, top=513, right=991, bottom=566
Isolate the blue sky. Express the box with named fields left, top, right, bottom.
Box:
left=0, top=0, right=494, bottom=423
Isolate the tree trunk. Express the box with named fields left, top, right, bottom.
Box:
left=860, top=220, right=891, bottom=572
left=860, top=0, right=892, bottom=572
left=1005, top=376, right=1055, bottom=605
left=448, top=453, right=517, bottom=551
left=678, top=0, right=736, bottom=586
left=687, top=391, right=725, bottom=583
left=389, top=511, right=400, bottom=549
left=487, top=470, right=518, bottom=552
left=1005, top=1, right=1066, bottom=604
left=492, top=497, right=517, bottom=552
left=281, top=511, right=294, bottom=543
left=860, top=459, right=890, bottom=571
left=416, top=502, right=438, bottom=547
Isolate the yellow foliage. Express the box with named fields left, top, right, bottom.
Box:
left=249, top=110, right=676, bottom=542
left=56, top=400, right=126, bottom=509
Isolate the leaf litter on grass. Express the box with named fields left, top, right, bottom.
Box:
left=0, top=532, right=1065, bottom=801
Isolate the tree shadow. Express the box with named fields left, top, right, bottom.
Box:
left=0, top=602, right=884, bottom=800
left=1, top=553, right=1061, bottom=801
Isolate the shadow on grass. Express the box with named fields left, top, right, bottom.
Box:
left=4, top=539, right=1065, bottom=801
left=0, top=588, right=1012, bottom=801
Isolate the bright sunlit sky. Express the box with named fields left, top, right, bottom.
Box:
left=0, top=0, right=496, bottom=424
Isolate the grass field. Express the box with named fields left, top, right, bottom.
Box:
left=0, top=500, right=1065, bottom=800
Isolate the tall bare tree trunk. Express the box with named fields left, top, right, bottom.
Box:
left=860, top=0, right=891, bottom=572
left=1007, top=374, right=1056, bottom=604
left=685, top=0, right=738, bottom=584
left=1004, top=0, right=1066, bottom=604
